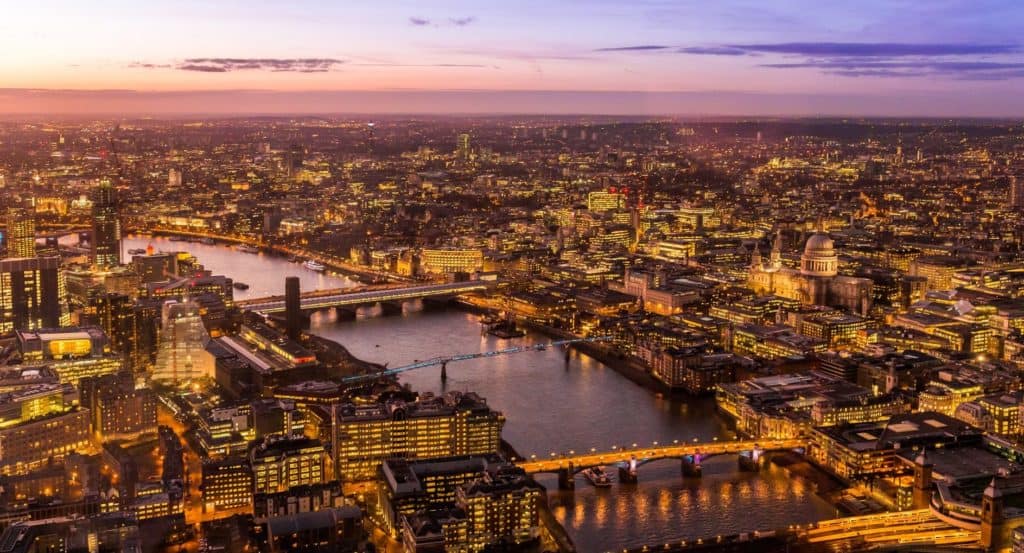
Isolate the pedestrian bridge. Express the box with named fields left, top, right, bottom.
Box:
left=237, top=280, right=496, bottom=313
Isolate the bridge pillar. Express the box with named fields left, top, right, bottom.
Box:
left=738, top=445, right=765, bottom=472
left=441, top=362, right=448, bottom=382
left=681, top=454, right=703, bottom=478
left=618, top=464, right=638, bottom=484
left=333, top=306, right=357, bottom=320
left=557, top=464, right=575, bottom=491
left=379, top=301, right=404, bottom=316
left=421, top=296, right=451, bottom=312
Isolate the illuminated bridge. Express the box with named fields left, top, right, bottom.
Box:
left=799, top=508, right=979, bottom=549
left=515, top=438, right=805, bottom=490
left=238, top=280, right=497, bottom=313
left=618, top=510, right=980, bottom=552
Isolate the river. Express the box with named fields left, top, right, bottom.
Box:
left=122, top=236, right=837, bottom=552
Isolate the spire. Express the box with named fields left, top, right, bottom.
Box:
left=770, top=229, right=782, bottom=269
left=816, top=214, right=826, bottom=233
left=750, top=243, right=762, bottom=268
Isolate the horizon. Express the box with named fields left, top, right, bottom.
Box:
left=4, top=1, right=1024, bottom=116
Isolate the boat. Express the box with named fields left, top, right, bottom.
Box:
left=304, top=260, right=326, bottom=272
left=127, top=248, right=146, bottom=255
left=168, top=236, right=187, bottom=242
left=487, top=320, right=526, bottom=339
left=582, top=467, right=612, bottom=488
left=233, top=282, right=250, bottom=290
left=200, top=238, right=215, bottom=245
left=236, top=245, right=259, bottom=254
left=287, top=255, right=300, bottom=263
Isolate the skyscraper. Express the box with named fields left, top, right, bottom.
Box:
left=0, top=256, right=69, bottom=333
left=91, top=179, right=121, bottom=269
left=5, top=204, right=36, bottom=258
left=1010, top=175, right=1024, bottom=209
left=457, top=133, right=471, bottom=161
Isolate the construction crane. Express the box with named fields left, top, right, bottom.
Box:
left=341, top=336, right=612, bottom=384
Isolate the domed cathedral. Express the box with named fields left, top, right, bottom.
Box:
left=748, top=219, right=873, bottom=315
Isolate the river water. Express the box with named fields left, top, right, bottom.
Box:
left=122, top=236, right=837, bottom=552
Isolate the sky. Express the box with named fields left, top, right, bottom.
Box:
left=2, top=0, right=1024, bottom=116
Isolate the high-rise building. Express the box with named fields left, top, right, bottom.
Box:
left=0, top=256, right=69, bottom=333
left=1009, top=175, right=1024, bottom=209
left=151, top=299, right=213, bottom=384
left=168, top=168, right=182, bottom=187
left=5, top=204, right=36, bottom=258
left=79, top=371, right=157, bottom=441
left=91, top=180, right=121, bottom=269
left=457, top=133, right=471, bottom=161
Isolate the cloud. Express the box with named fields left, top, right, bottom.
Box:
left=449, top=16, right=476, bottom=26
left=409, top=16, right=430, bottom=26
left=764, top=59, right=1024, bottom=80
left=178, top=64, right=229, bottom=73
left=670, top=41, right=1024, bottom=80
left=353, top=62, right=490, bottom=68
left=726, top=42, right=1018, bottom=57
left=150, top=58, right=347, bottom=73
left=595, top=45, right=671, bottom=52
left=676, top=46, right=749, bottom=56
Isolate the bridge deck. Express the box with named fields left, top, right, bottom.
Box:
left=515, top=438, right=804, bottom=473
left=240, top=281, right=494, bottom=313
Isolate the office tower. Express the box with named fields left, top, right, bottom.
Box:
left=151, top=299, right=214, bottom=384
left=285, top=276, right=301, bottom=340
left=5, top=204, right=36, bottom=258
left=16, top=326, right=121, bottom=386
left=91, top=179, right=121, bottom=269
left=285, top=145, right=304, bottom=178
left=0, top=380, right=90, bottom=475
left=250, top=435, right=326, bottom=494
left=457, top=133, right=471, bottom=160
left=0, top=256, right=69, bottom=333
left=332, top=392, right=504, bottom=481
left=1010, top=175, right=1024, bottom=209
left=168, top=168, right=182, bottom=187
left=79, top=371, right=157, bottom=441
left=201, top=457, right=254, bottom=514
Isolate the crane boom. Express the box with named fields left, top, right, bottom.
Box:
left=342, top=336, right=611, bottom=383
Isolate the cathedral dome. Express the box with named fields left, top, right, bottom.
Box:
left=800, top=231, right=838, bottom=277
left=804, top=232, right=834, bottom=254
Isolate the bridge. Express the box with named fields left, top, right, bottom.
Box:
left=617, top=510, right=980, bottom=552
left=342, top=336, right=610, bottom=384
left=238, top=280, right=497, bottom=313
left=515, top=438, right=804, bottom=490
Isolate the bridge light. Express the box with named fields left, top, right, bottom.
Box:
left=569, top=450, right=574, bottom=455
left=632, top=443, right=637, bottom=448
left=590, top=447, right=596, bottom=452
left=673, top=439, right=678, bottom=444
left=653, top=441, right=658, bottom=446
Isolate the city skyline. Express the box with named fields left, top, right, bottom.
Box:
left=4, top=0, right=1024, bottom=116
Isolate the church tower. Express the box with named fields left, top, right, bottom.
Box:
left=770, top=229, right=783, bottom=270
